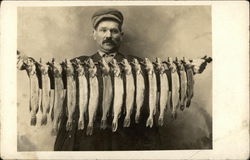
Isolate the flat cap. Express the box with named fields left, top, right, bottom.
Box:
left=92, top=8, right=123, bottom=29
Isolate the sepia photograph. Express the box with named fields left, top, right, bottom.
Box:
left=17, top=5, right=212, bottom=151
left=1, top=1, right=249, bottom=159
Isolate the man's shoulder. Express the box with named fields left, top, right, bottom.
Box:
left=70, top=55, right=89, bottom=62
left=114, top=53, right=142, bottom=62
left=71, top=52, right=100, bottom=62
left=125, top=54, right=144, bottom=62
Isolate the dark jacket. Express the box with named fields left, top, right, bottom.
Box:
left=54, top=52, right=161, bottom=151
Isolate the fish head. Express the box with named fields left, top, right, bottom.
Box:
left=158, top=65, right=165, bottom=74
left=89, top=69, right=95, bottom=78
left=156, top=57, right=162, bottom=64
left=99, top=57, right=110, bottom=74
left=109, top=59, right=120, bottom=75
left=190, top=58, right=210, bottom=74
left=52, top=60, right=63, bottom=76
left=166, top=57, right=176, bottom=72
left=98, top=57, right=105, bottom=66
left=182, top=57, right=187, bottom=63
left=144, top=57, right=150, bottom=64
left=132, top=58, right=139, bottom=65
left=17, top=58, right=24, bottom=70
left=144, top=58, right=154, bottom=74
left=167, top=57, right=173, bottom=63
left=64, top=59, right=74, bottom=75
left=87, top=58, right=95, bottom=68
left=132, top=58, right=142, bottom=74
left=123, top=58, right=129, bottom=65
left=75, top=61, right=85, bottom=75
left=17, top=51, right=29, bottom=70
left=120, top=58, right=127, bottom=67
left=162, top=62, right=169, bottom=71
left=37, top=58, right=49, bottom=74
left=113, top=65, right=121, bottom=77
left=154, top=57, right=163, bottom=72
left=88, top=62, right=97, bottom=77
left=174, top=58, right=184, bottom=71
left=181, top=57, right=192, bottom=68
left=25, top=59, right=36, bottom=75
left=167, top=61, right=176, bottom=73
left=171, top=64, right=177, bottom=73
left=121, top=59, right=131, bottom=74
left=40, top=64, right=49, bottom=74
left=175, top=57, right=180, bottom=62
left=111, top=58, right=117, bottom=65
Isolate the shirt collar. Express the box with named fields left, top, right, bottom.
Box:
left=98, top=50, right=117, bottom=58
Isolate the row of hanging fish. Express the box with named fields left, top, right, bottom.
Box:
left=17, top=51, right=212, bottom=136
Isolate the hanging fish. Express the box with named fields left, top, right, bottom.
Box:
left=99, top=57, right=113, bottom=130
left=37, top=58, right=51, bottom=125
left=48, top=59, right=65, bottom=135
left=49, top=89, right=55, bottom=121
left=86, top=58, right=99, bottom=136
left=175, top=57, right=188, bottom=111
left=62, top=59, right=77, bottom=131
left=143, top=58, right=157, bottom=128
left=183, top=57, right=195, bottom=108
left=190, top=55, right=212, bottom=74
left=17, top=51, right=29, bottom=70
left=24, top=58, right=40, bottom=126
left=167, top=57, right=180, bottom=120
left=120, top=58, right=135, bottom=128
left=74, top=59, right=88, bottom=130
left=48, top=66, right=55, bottom=122
left=131, top=58, right=145, bottom=124
left=110, top=59, right=124, bottom=132
left=155, top=58, right=169, bottom=126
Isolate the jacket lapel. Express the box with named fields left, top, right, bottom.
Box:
left=91, top=52, right=102, bottom=63
left=114, top=52, right=125, bottom=62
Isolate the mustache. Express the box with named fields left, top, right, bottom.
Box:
left=102, top=39, right=116, bottom=44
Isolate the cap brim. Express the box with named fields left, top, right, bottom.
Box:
left=93, top=14, right=122, bottom=28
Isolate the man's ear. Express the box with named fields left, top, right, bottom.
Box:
left=92, top=30, right=97, bottom=40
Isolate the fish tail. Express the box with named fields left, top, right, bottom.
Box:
left=86, top=125, right=93, bottom=136
left=100, top=119, right=107, bottom=130
left=78, top=120, right=84, bottom=130
left=186, top=99, right=191, bottom=108
left=135, top=113, right=140, bottom=124
left=191, top=91, right=194, bottom=99
left=158, top=117, right=164, bottom=126
left=51, top=127, right=58, bottom=136
left=46, top=105, right=50, bottom=114
left=30, top=115, right=36, bottom=126
left=180, top=104, right=185, bottom=111
left=66, top=120, right=73, bottom=131
left=112, top=120, right=118, bottom=132
left=171, top=111, right=177, bottom=120
left=123, top=118, right=131, bottom=127
left=41, top=114, right=48, bottom=125
left=183, top=97, right=187, bottom=108
left=146, top=117, right=153, bottom=128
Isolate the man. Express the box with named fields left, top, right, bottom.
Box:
left=54, top=8, right=160, bottom=151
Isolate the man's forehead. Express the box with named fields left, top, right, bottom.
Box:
left=96, top=20, right=120, bottom=29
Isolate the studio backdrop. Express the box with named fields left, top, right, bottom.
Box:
left=17, top=6, right=212, bottom=151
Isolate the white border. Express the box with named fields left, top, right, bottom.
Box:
left=1, top=1, right=249, bottom=159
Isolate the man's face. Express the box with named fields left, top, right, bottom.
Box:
left=93, top=20, right=123, bottom=53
